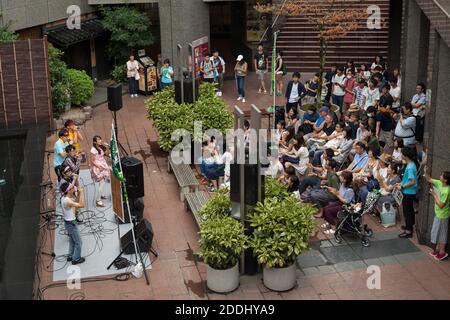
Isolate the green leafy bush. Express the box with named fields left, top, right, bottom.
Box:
left=199, top=216, right=247, bottom=270
left=249, top=197, right=316, bottom=268
left=145, top=83, right=233, bottom=152
left=67, top=69, right=94, bottom=106
left=0, top=13, right=18, bottom=42
left=48, top=46, right=70, bottom=117
left=198, top=189, right=231, bottom=222
left=265, top=177, right=289, bottom=201
left=111, top=64, right=127, bottom=83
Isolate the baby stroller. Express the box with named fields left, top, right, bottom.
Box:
left=334, top=191, right=380, bottom=247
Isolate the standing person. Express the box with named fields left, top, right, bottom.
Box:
left=342, top=70, right=357, bottom=116
left=234, top=55, right=248, bottom=103
left=410, top=83, right=427, bottom=142
left=161, top=59, right=174, bottom=89
left=64, top=120, right=84, bottom=153
left=274, top=51, right=285, bottom=96
left=54, top=129, right=70, bottom=182
left=331, top=66, right=346, bottom=109
left=396, top=147, right=419, bottom=239
left=303, top=73, right=320, bottom=105
left=63, top=145, right=81, bottom=176
left=365, top=78, right=380, bottom=110
left=426, top=172, right=450, bottom=261
left=212, top=49, right=226, bottom=96
left=254, top=44, right=269, bottom=94
left=200, top=53, right=215, bottom=83
left=285, top=72, right=306, bottom=114
left=371, top=55, right=384, bottom=72
left=325, top=65, right=337, bottom=103
left=375, top=98, right=395, bottom=151
left=353, top=79, right=368, bottom=112
left=60, top=181, right=85, bottom=265
left=90, top=136, right=110, bottom=208
left=393, top=67, right=402, bottom=88
left=394, top=102, right=417, bottom=148
left=379, top=84, right=394, bottom=110
left=156, top=53, right=163, bottom=89
left=126, top=55, right=140, bottom=98
left=389, top=77, right=401, bottom=112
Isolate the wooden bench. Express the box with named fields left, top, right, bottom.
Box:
left=184, top=191, right=209, bottom=228
left=167, top=156, right=199, bottom=201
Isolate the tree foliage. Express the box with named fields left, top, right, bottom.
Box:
left=101, top=6, right=155, bottom=61
left=0, top=13, right=19, bottom=42
left=48, top=46, right=70, bottom=117
left=256, top=0, right=367, bottom=101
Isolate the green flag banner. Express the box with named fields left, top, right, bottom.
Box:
left=110, top=123, right=125, bottom=183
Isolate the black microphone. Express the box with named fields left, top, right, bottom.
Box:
left=45, top=150, right=54, bottom=154
left=40, top=181, right=53, bottom=188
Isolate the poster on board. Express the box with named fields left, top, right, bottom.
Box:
left=192, top=36, right=209, bottom=79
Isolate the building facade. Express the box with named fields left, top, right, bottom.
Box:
left=401, top=0, right=450, bottom=247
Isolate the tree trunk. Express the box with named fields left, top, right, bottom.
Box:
left=317, top=35, right=326, bottom=104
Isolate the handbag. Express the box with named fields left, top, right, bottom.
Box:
left=135, top=72, right=140, bottom=81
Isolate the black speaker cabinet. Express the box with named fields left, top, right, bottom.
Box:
left=121, top=197, right=144, bottom=224
left=121, top=156, right=144, bottom=199
left=120, top=218, right=154, bottom=254
left=230, top=164, right=265, bottom=205
left=108, top=84, right=123, bottom=112
left=175, top=78, right=199, bottom=104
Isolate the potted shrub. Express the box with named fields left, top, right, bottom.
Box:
left=249, top=197, right=316, bottom=291
left=145, top=83, right=233, bottom=153
left=198, top=188, right=231, bottom=222
left=198, top=216, right=247, bottom=293
left=264, top=176, right=289, bottom=201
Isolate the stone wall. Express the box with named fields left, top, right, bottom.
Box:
left=0, top=0, right=96, bottom=31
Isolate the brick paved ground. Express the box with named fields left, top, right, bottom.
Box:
left=36, top=74, right=450, bottom=300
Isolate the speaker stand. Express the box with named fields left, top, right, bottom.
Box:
left=113, top=111, right=129, bottom=156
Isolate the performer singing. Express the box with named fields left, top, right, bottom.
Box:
left=60, top=182, right=85, bottom=265
left=90, top=136, right=110, bottom=207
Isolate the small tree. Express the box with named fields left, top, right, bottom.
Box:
left=101, top=6, right=155, bottom=63
left=256, top=0, right=367, bottom=102
left=0, top=13, right=19, bottom=42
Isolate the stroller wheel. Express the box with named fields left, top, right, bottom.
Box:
left=361, top=237, right=371, bottom=247
left=335, top=232, right=343, bottom=244
left=364, top=226, right=373, bottom=237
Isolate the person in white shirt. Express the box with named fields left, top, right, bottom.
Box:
left=365, top=78, right=380, bottom=110
left=212, top=49, right=226, bottom=96
left=411, top=83, right=427, bottom=117
left=331, top=66, right=346, bottom=108
left=389, top=77, right=401, bottom=111
left=353, top=79, right=369, bottom=111
left=394, top=103, right=417, bottom=147
left=126, top=55, right=140, bottom=98
left=265, top=155, right=285, bottom=179
left=60, top=182, right=85, bottom=265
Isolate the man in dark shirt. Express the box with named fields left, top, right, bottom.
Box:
left=375, top=106, right=394, bottom=151
left=254, top=44, right=269, bottom=94
left=301, top=106, right=319, bottom=134
left=379, top=84, right=394, bottom=110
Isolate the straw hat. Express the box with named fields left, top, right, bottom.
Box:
left=348, top=103, right=359, bottom=113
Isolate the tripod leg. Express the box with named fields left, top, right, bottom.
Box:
left=150, top=247, right=158, bottom=257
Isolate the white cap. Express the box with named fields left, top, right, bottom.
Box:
left=236, top=55, right=244, bottom=62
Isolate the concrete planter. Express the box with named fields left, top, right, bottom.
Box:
left=206, top=263, right=239, bottom=293
left=263, top=263, right=297, bottom=292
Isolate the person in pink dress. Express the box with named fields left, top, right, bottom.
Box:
left=90, top=135, right=110, bottom=207
left=342, top=69, right=357, bottom=117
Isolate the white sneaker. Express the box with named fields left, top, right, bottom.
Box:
left=218, top=92, right=222, bottom=97
left=130, top=95, right=134, bottom=98
left=242, top=98, right=246, bottom=103
left=134, top=94, right=138, bottom=98
left=237, top=96, right=242, bottom=101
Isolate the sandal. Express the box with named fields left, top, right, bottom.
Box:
left=324, top=229, right=335, bottom=235
left=96, top=201, right=105, bottom=207
left=320, top=223, right=330, bottom=229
